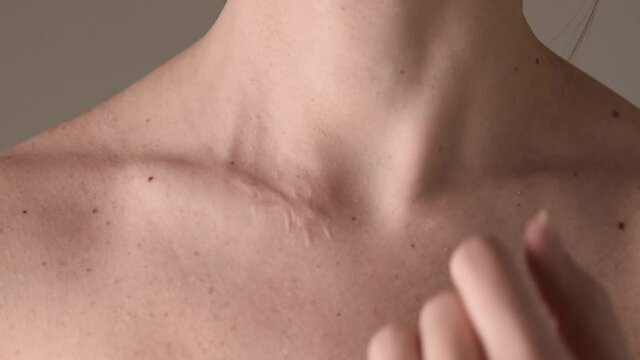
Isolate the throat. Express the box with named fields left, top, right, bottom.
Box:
left=182, top=0, right=565, bottom=228
left=211, top=0, right=530, bottom=111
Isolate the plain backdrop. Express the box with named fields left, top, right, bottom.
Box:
left=1, top=0, right=639, bottom=152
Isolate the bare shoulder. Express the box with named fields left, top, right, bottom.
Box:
left=0, top=146, right=125, bottom=278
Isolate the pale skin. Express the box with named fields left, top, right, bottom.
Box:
left=1, top=0, right=640, bottom=358
left=368, top=210, right=633, bottom=360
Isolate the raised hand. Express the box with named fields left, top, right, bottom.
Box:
left=367, top=211, right=633, bottom=360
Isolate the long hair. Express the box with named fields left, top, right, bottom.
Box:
left=568, top=0, right=600, bottom=63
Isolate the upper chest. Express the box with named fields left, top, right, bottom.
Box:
left=1, top=163, right=640, bottom=359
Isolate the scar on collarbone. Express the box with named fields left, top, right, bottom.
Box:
left=618, top=222, right=626, bottom=230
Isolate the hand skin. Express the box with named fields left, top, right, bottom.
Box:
left=367, top=210, right=634, bottom=360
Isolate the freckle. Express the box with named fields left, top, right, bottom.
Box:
left=148, top=176, right=154, bottom=182
left=399, top=69, right=405, bottom=75
left=517, top=202, right=522, bottom=207
left=230, top=161, right=235, bottom=166
left=92, top=208, right=98, bottom=214
left=194, top=250, right=200, bottom=256
left=335, top=260, right=341, bottom=266
left=535, top=58, right=540, bottom=65
left=351, top=216, right=357, bottom=221
left=106, top=221, right=111, bottom=226
left=394, top=274, right=399, bottom=280
left=410, top=243, right=416, bottom=249
left=164, top=312, right=169, bottom=318
left=145, top=118, right=150, bottom=123
left=41, top=261, right=47, bottom=267
left=336, top=312, right=341, bottom=317
left=22, top=210, right=27, bottom=214
left=618, top=222, right=626, bottom=230
left=86, top=267, right=92, bottom=273
left=438, top=146, right=443, bottom=153
left=572, top=171, right=579, bottom=178
left=207, top=286, right=215, bottom=295
left=612, top=110, right=620, bottom=118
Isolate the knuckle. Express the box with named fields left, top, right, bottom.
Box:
left=418, top=290, right=464, bottom=336
left=367, top=323, right=411, bottom=355
left=419, top=290, right=458, bottom=324
left=450, top=235, right=498, bottom=277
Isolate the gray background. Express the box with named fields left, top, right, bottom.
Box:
left=1, top=0, right=638, bottom=152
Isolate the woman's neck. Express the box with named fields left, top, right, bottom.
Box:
left=182, top=0, right=570, bottom=227
left=206, top=0, right=530, bottom=111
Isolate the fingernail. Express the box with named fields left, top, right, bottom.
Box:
left=532, top=208, right=564, bottom=257
left=533, top=209, right=549, bottom=229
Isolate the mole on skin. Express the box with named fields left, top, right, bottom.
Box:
left=613, top=110, right=620, bottom=118
left=22, top=210, right=27, bottom=214
left=148, top=176, right=154, bottom=182
left=618, top=222, right=626, bottom=230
